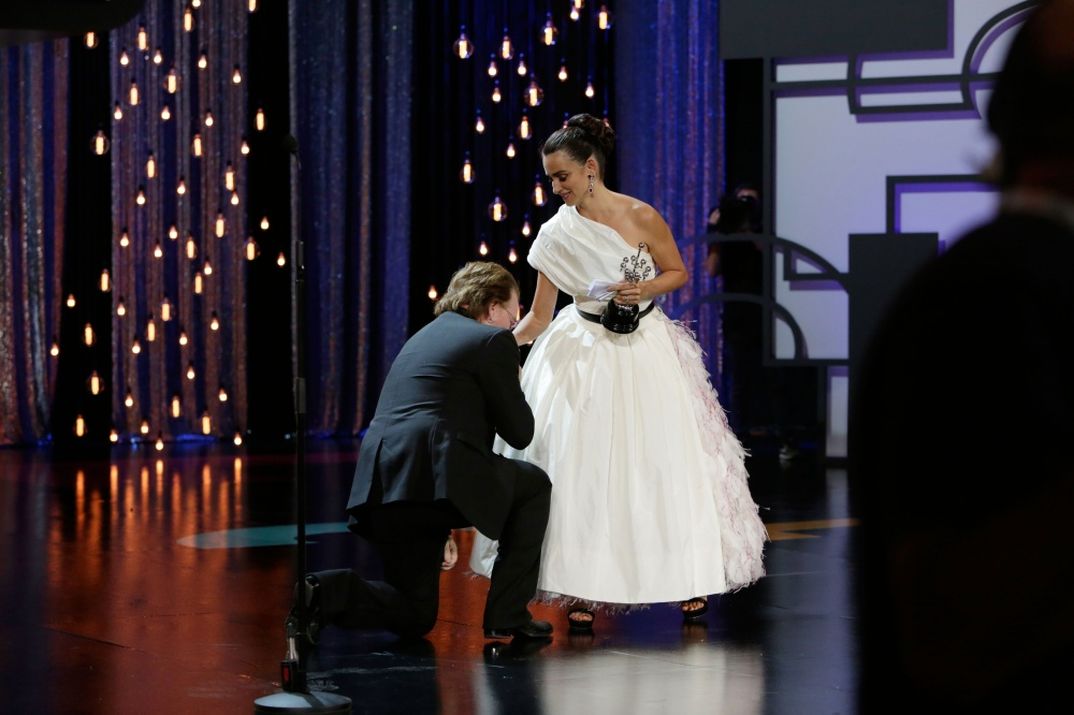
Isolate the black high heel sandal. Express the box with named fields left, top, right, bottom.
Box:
left=681, top=597, right=708, bottom=622
left=567, top=607, right=595, bottom=633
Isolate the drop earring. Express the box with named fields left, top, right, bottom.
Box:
left=587, top=175, right=594, bottom=194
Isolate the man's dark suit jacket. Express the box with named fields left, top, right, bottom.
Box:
left=348, top=311, right=534, bottom=541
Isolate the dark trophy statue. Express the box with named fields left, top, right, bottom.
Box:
left=601, top=243, right=651, bottom=334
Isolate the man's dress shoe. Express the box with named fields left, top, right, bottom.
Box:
left=484, top=619, right=553, bottom=640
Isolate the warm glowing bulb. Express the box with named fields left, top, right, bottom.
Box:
left=146, top=153, right=157, bottom=178
left=193, top=272, right=203, bottom=294
left=129, top=81, right=140, bottom=106
left=230, top=191, right=240, bottom=206
left=255, top=108, right=266, bottom=131
left=153, top=48, right=163, bottom=65
left=161, top=297, right=172, bottom=321
left=491, top=82, right=502, bottom=103
left=124, top=389, right=135, bottom=408
left=276, top=252, right=287, bottom=267
left=519, top=114, right=531, bottom=139
left=153, top=242, right=163, bottom=259
left=92, top=131, right=109, bottom=155
left=487, top=55, right=498, bottom=77
left=110, top=429, right=119, bottom=443
left=192, top=133, right=203, bottom=157
left=453, top=27, right=474, bottom=59
left=475, top=113, right=486, bottom=134
left=585, top=80, right=595, bottom=98
left=489, top=194, right=507, bottom=222
left=201, top=412, right=212, bottom=435
left=185, top=237, right=197, bottom=259
left=137, top=25, right=148, bottom=51
left=171, top=395, right=181, bottom=418
left=244, top=238, right=259, bottom=260
left=542, top=15, right=558, bottom=46
left=116, top=298, right=126, bottom=317
left=75, top=416, right=85, bottom=437
left=100, top=269, right=110, bottom=292
left=203, top=258, right=213, bottom=276
left=198, top=52, right=208, bottom=70
left=140, top=419, right=150, bottom=435
left=161, top=105, right=172, bottom=121
left=177, top=178, right=187, bottom=196
left=232, top=66, right=242, bottom=84
left=209, top=312, right=220, bottom=331
left=84, top=323, right=95, bottom=346
left=522, top=219, right=532, bottom=237
left=204, top=110, right=214, bottom=127
left=233, top=432, right=243, bottom=446
left=146, top=318, right=157, bottom=342
left=598, top=5, right=612, bottom=30
left=260, top=216, right=270, bottom=230
left=50, top=342, right=60, bottom=357
left=119, top=49, right=130, bottom=66
left=533, top=181, right=548, bottom=206
left=215, top=213, right=226, bottom=238
left=85, top=32, right=98, bottom=49
left=184, top=7, right=194, bottom=31
left=527, top=80, right=544, bottom=107
left=113, top=102, right=123, bottom=121
left=119, top=229, right=130, bottom=247
left=460, top=155, right=474, bottom=184
left=136, top=188, right=147, bottom=206
left=508, top=246, right=518, bottom=263
left=66, top=294, right=76, bottom=308
left=517, top=55, right=528, bottom=76
left=179, top=331, right=188, bottom=347
left=479, top=241, right=490, bottom=256
left=155, top=435, right=164, bottom=451
left=218, top=387, right=228, bottom=402
left=225, top=163, right=236, bottom=191
left=500, top=32, right=514, bottom=60
left=570, top=6, right=581, bottom=21
left=131, top=338, right=141, bottom=355
left=248, top=0, right=258, bottom=11
left=168, top=225, right=179, bottom=240
left=428, top=285, right=438, bottom=300
left=165, top=69, right=179, bottom=94
left=187, top=363, right=196, bottom=380
left=506, top=141, right=516, bottom=159
left=558, top=64, right=569, bottom=82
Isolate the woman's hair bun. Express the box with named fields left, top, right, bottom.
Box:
left=566, top=113, right=615, bottom=157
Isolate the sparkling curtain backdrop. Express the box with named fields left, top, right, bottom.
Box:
left=0, top=42, right=68, bottom=445
left=108, top=0, right=251, bottom=447
left=616, top=0, right=723, bottom=372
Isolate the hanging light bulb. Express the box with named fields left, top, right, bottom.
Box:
left=459, top=153, right=475, bottom=184
left=192, top=133, right=203, bottom=157
left=225, top=163, right=236, bottom=191
left=193, top=272, right=203, bottom=294
left=452, top=26, right=474, bottom=59
left=519, top=113, right=532, bottom=140
left=522, top=217, right=532, bottom=237
left=50, top=341, right=60, bottom=357
left=198, top=51, right=208, bottom=70
left=136, top=187, right=147, bottom=206
left=260, top=216, right=270, bottom=231
left=75, top=416, right=86, bottom=437
left=255, top=108, right=266, bottom=131
left=184, top=6, right=195, bottom=31
left=488, top=193, right=507, bottom=222
left=533, top=179, right=548, bottom=206
left=230, top=191, right=240, bottom=206
left=170, top=395, right=182, bottom=418
left=179, top=330, right=189, bottom=347
left=128, top=80, right=140, bottom=106
left=91, top=130, right=109, bottom=155
left=232, top=66, right=243, bottom=84
left=66, top=294, right=76, bottom=308
left=99, top=269, right=110, bottom=292
left=487, top=54, right=498, bottom=77
left=204, top=109, right=214, bottom=127
left=84, top=32, right=98, bottom=49
left=187, top=363, right=196, bottom=381
left=124, top=388, right=135, bottom=408
left=558, top=63, right=569, bottom=82
left=475, top=111, right=486, bottom=134
left=201, top=412, right=212, bottom=435
left=500, top=30, right=514, bottom=60
left=478, top=241, right=490, bottom=256
left=234, top=432, right=244, bottom=446
left=155, top=434, right=164, bottom=451
left=491, top=81, right=502, bottom=103
left=531, top=74, right=548, bottom=105
left=541, top=14, right=558, bottom=45
left=505, top=140, right=516, bottom=159
left=119, top=228, right=130, bottom=247
left=165, top=68, right=179, bottom=94
left=160, top=104, right=172, bottom=121
left=168, top=225, right=179, bottom=240
left=598, top=4, right=612, bottom=30
left=116, top=298, right=127, bottom=317
left=152, top=241, right=163, bottom=259
left=137, top=25, right=149, bottom=51
left=139, top=419, right=150, bottom=435
left=427, top=285, right=438, bottom=301
left=110, top=429, right=119, bottom=443
left=161, top=297, right=172, bottom=321
left=83, top=323, right=95, bottom=346
left=176, top=177, right=187, bottom=195
left=153, top=48, right=163, bottom=65
left=277, top=252, right=287, bottom=267
left=218, top=387, right=228, bottom=402
left=203, top=258, right=213, bottom=276
left=517, top=54, right=528, bottom=76
left=574, top=0, right=586, bottom=10
left=131, top=338, right=142, bottom=355
left=119, top=49, right=130, bottom=66
left=240, top=138, right=250, bottom=155
left=215, top=213, right=226, bottom=238
left=244, top=237, right=259, bottom=260
left=585, top=79, right=596, bottom=98
left=113, top=102, right=124, bottom=121
left=209, top=312, right=220, bottom=331
left=146, top=153, right=156, bottom=179
left=248, top=0, right=258, bottom=11
left=570, top=5, right=581, bottom=21
left=146, top=317, right=156, bottom=342
left=508, top=245, right=518, bottom=263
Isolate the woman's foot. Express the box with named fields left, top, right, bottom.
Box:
left=567, top=607, right=595, bottom=633
left=681, top=597, right=708, bottom=621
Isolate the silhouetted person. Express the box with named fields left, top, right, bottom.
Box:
left=855, top=3, right=1074, bottom=712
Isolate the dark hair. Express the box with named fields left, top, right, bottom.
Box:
left=712, top=193, right=761, bottom=234
left=434, top=261, right=519, bottom=319
left=540, top=113, right=616, bottom=178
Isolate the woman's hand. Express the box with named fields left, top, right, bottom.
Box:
left=608, top=281, right=647, bottom=305
left=441, top=533, right=458, bottom=571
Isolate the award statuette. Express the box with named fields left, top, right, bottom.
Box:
left=601, top=243, right=652, bottom=334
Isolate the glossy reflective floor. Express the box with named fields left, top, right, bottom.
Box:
left=0, top=442, right=858, bottom=714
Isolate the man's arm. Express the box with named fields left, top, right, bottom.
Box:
left=478, top=330, right=534, bottom=450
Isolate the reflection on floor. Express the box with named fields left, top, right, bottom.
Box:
left=0, top=442, right=857, bottom=714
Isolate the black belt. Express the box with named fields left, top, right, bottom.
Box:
left=576, top=302, right=656, bottom=324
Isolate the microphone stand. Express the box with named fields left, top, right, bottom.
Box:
left=254, top=136, right=351, bottom=714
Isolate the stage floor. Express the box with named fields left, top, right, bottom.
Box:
left=0, top=442, right=858, bottom=714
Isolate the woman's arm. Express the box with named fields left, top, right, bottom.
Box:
left=610, top=206, right=688, bottom=305
left=513, top=271, right=558, bottom=345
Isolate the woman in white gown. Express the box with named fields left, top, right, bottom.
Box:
left=471, top=114, right=766, bottom=631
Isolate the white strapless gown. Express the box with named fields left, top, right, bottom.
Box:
left=471, top=205, right=766, bottom=606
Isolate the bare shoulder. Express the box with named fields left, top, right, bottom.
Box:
left=621, top=196, right=671, bottom=240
